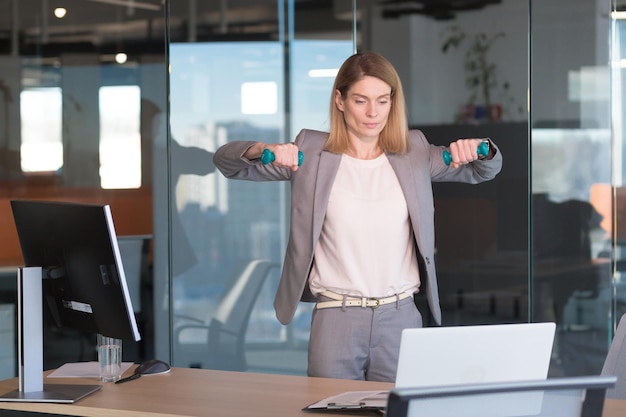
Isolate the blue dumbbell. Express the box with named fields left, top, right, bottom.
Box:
left=261, top=148, right=304, bottom=166
left=442, top=141, right=489, bottom=166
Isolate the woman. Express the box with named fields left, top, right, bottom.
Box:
left=213, top=51, right=503, bottom=382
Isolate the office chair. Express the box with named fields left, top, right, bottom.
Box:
left=174, top=259, right=278, bottom=371
left=601, top=313, right=626, bottom=399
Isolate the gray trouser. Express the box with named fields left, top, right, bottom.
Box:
left=307, top=295, right=422, bottom=382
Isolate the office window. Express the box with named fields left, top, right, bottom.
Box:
left=99, top=85, right=141, bottom=189
left=20, top=87, right=63, bottom=172
left=20, top=84, right=142, bottom=190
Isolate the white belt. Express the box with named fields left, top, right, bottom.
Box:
left=315, top=290, right=413, bottom=310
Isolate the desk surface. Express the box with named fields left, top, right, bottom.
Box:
left=0, top=367, right=391, bottom=417
left=0, top=367, right=625, bottom=417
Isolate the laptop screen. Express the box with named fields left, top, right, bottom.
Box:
left=395, top=322, right=556, bottom=388
left=387, top=375, right=616, bottom=417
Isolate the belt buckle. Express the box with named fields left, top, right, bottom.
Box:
left=367, top=297, right=380, bottom=309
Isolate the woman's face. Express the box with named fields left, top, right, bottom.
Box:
left=335, top=75, right=392, bottom=142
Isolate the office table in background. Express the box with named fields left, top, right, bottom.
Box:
left=0, top=367, right=625, bottom=417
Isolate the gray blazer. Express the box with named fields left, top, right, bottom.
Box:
left=213, top=129, right=503, bottom=326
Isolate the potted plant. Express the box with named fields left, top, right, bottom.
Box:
left=441, top=25, right=518, bottom=122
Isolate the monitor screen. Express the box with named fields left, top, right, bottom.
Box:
left=11, top=200, right=141, bottom=342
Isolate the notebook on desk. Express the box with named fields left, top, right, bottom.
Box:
left=395, top=322, right=556, bottom=388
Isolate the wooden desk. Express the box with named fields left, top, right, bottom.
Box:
left=604, top=399, right=626, bottom=417
left=0, top=367, right=625, bottom=417
left=0, top=367, right=391, bottom=417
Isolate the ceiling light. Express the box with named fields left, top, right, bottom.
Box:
left=115, top=53, right=128, bottom=64
left=54, top=8, right=67, bottom=18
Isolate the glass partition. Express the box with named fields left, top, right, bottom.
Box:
left=166, top=0, right=534, bottom=375
left=0, top=0, right=625, bottom=381
left=364, top=2, right=530, bottom=327
left=167, top=1, right=354, bottom=374
left=0, top=0, right=166, bottom=376
left=530, top=0, right=615, bottom=376
left=168, top=40, right=288, bottom=370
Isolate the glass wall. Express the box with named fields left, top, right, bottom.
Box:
left=530, top=0, right=617, bottom=376
left=0, top=0, right=166, bottom=376
left=167, top=0, right=621, bottom=377
left=167, top=0, right=534, bottom=375
left=365, top=1, right=530, bottom=333
left=613, top=4, right=626, bottom=334
left=0, top=0, right=624, bottom=381
left=167, top=1, right=354, bottom=374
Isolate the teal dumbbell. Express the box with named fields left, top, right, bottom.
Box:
left=442, top=141, right=489, bottom=166
left=261, top=148, right=304, bottom=166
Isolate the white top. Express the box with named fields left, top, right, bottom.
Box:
left=308, top=153, right=420, bottom=297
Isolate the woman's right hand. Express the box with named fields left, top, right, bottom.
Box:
left=257, top=143, right=301, bottom=171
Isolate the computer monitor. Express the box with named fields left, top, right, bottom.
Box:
left=0, top=200, right=141, bottom=403
left=10, top=199, right=140, bottom=342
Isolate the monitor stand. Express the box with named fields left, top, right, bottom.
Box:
left=0, top=267, right=102, bottom=403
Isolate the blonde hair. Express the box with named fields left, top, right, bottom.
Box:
left=326, top=51, right=409, bottom=155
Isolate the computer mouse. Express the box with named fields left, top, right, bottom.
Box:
left=136, top=359, right=171, bottom=375
left=115, top=359, right=171, bottom=384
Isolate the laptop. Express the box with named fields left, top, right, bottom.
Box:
left=395, top=322, right=556, bottom=388
left=303, top=322, right=557, bottom=412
